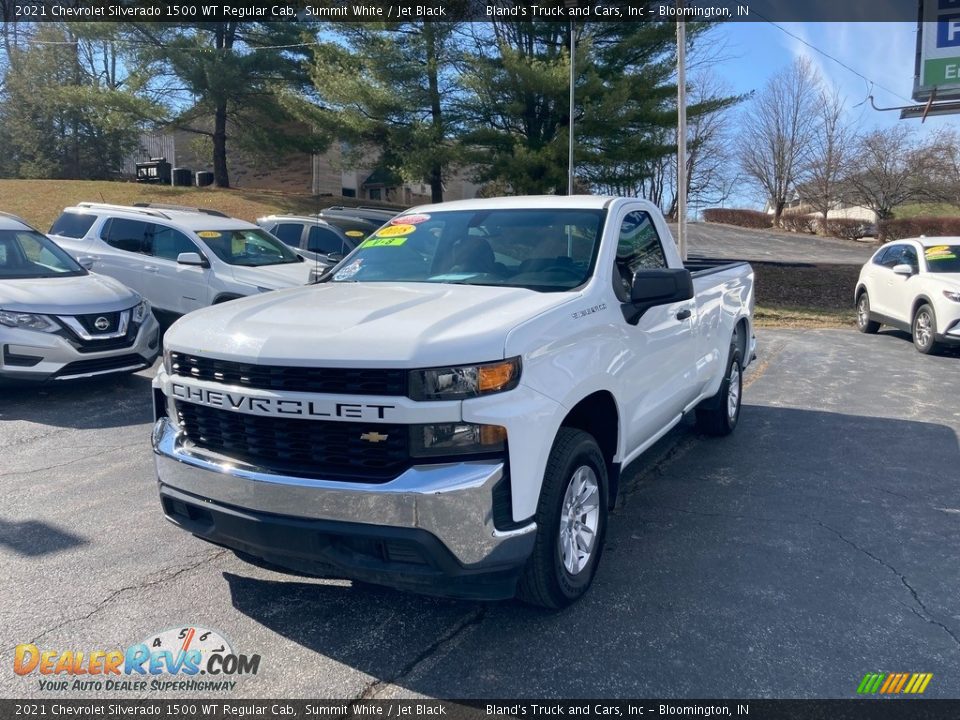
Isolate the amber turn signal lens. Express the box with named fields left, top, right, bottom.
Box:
left=480, top=424, right=508, bottom=445
left=478, top=361, right=517, bottom=393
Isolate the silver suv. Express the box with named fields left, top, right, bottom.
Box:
left=0, top=212, right=159, bottom=383
left=49, top=203, right=312, bottom=320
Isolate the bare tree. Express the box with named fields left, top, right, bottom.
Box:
left=797, top=88, right=852, bottom=230
left=843, top=126, right=935, bottom=238
left=737, top=57, right=821, bottom=226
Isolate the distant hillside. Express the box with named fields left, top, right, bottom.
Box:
left=0, top=179, right=406, bottom=231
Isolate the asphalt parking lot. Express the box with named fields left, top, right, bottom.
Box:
left=2, top=327, right=958, bottom=700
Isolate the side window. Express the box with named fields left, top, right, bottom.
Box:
left=901, top=245, right=919, bottom=270
left=615, top=211, right=667, bottom=296
left=102, top=218, right=149, bottom=254
left=307, top=226, right=347, bottom=255
left=272, top=223, right=304, bottom=247
left=877, top=245, right=903, bottom=269
left=150, top=225, right=199, bottom=261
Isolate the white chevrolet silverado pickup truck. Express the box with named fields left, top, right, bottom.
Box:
left=152, top=196, right=756, bottom=607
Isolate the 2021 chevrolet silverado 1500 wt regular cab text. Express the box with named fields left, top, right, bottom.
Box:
left=152, top=196, right=756, bottom=608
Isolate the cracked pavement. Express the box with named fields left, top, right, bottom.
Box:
left=1, top=327, right=958, bottom=699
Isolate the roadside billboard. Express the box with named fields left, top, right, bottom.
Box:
left=915, top=0, right=960, bottom=100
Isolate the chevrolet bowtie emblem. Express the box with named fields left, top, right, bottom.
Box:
left=360, top=431, right=389, bottom=443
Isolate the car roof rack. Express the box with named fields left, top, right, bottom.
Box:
left=132, top=202, right=229, bottom=218
left=75, top=202, right=172, bottom=219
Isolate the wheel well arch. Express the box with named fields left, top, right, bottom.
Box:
left=855, top=284, right=868, bottom=302
left=559, top=391, right=620, bottom=509
left=912, top=295, right=934, bottom=320
left=734, top=317, right=749, bottom=361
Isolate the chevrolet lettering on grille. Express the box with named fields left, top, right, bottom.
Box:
left=170, top=382, right=395, bottom=420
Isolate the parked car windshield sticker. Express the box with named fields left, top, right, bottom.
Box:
left=345, top=230, right=365, bottom=238
left=197, top=231, right=222, bottom=238
left=375, top=224, right=416, bottom=238
left=925, top=245, right=957, bottom=260
left=361, top=237, right=408, bottom=248
left=334, top=259, right=363, bottom=280
left=391, top=214, right=430, bottom=226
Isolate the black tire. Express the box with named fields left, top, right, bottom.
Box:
left=912, top=303, right=941, bottom=355
left=518, top=428, right=608, bottom=609
left=856, top=292, right=881, bottom=334
left=695, top=349, right=743, bottom=437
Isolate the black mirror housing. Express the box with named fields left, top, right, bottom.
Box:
left=623, top=268, right=694, bottom=325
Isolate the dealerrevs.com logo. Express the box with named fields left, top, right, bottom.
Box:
left=14, top=626, right=260, bottom=692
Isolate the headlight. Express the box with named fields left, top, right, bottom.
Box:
left=409, top=423, right=507, bottom=458
left=0, top=310, right=53, bottom=331
left=408, top=358, right=521, bottom=401
left=944, top=290, right=960, bottom=302
left=132, top=299, right=151, bottom=323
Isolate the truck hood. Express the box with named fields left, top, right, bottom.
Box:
left=230, top=261, right=312, bottom=290
left=0, top=273, right=139, bottom=314
left=165, top=282, right=579, bottom=366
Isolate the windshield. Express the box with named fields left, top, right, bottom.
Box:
left=924, top=245, right=960, bottom=273
left=0, top=229, right=86, bottom=279
left=197, top=228, right=301, bottom=267
left=326, top=208, right=606, bottom=292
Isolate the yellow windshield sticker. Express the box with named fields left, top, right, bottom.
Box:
left=345, top=230, right=365, bottom=238
left=361, top=237, right=408, bottom=248
left=375, top=224, right=416, bottom=238
left=197, top=231, right=222, bottom=238
left=925, top=245, right=956, bottom=259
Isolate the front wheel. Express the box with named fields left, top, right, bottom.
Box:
left=912, top=304, right=941, bottom=355
left=518, top=428, right=608, bottom=609
left=856, top=292, right=881, bottom=334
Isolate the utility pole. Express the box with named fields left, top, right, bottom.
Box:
left=676, top=4, right=687, bottom=260
left=568, top=17, right=576, bottom=196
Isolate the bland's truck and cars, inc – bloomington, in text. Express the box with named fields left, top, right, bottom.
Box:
left=151, top=196, right=756, bottom=608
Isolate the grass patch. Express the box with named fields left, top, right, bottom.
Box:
left=894, top=203, right=960, bottom=219
left=754, top=305, right=855, bottom=329
left=0, top=179, right=405, bottom=231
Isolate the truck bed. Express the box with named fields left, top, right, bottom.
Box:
left=684, top=256, right=750, bottom=278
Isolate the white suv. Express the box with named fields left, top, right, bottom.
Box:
left=49, top=203, right=313, bottom=320
left=855, top=237, right=960, bottom=354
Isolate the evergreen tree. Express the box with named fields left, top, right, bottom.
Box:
left=307, top=21, right=464, bottom=203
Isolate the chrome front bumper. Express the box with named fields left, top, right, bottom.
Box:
left=152, top=417, right=536, bottom=569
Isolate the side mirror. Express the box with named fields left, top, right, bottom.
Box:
left=623, top=268, right=694, bottom=325
left=177, top=252, right=206, bottom=267
left=892, top=263, right=915, bottom=276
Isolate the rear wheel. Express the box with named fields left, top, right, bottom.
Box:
left=696, top=348, right=743, bottom=437
left=856, top=292, right=881, bottom=334
left=518, top=428, right=608, bottom=609
left=912, top=304, right=940, bottom=355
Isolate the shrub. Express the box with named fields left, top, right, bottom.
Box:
left=880, top=216, right=960, bottom=241
left=822, top=218, right=873, bottom=241
left=779, top=213, right=816, bottom=234
left=702, top=208, right=772, bottom=229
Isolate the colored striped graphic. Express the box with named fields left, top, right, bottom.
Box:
left=857, top=673, right=933, bottom=694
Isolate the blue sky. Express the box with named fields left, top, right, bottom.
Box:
left=709, top=22, right=958, bottom=207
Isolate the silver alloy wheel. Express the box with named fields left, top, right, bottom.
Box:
left=727, top=362, right=741, bottom=421
left=916, top=311, right=933, bottom=348
left=558, top=465, right=600, bottom=576
left=858, top=296, right=869, bottom=327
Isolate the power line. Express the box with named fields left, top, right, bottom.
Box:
left=755, top=14, right=915, bottom=105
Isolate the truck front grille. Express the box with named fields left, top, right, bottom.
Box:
left=175, top=401, right=410, bottom=482
left=169, top=352, right=407, bottom=396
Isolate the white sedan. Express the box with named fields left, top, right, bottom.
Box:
left=855, top=237, right=960, bottom=354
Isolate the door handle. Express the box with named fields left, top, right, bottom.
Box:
left=676, top=309, right=692, bottom=321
